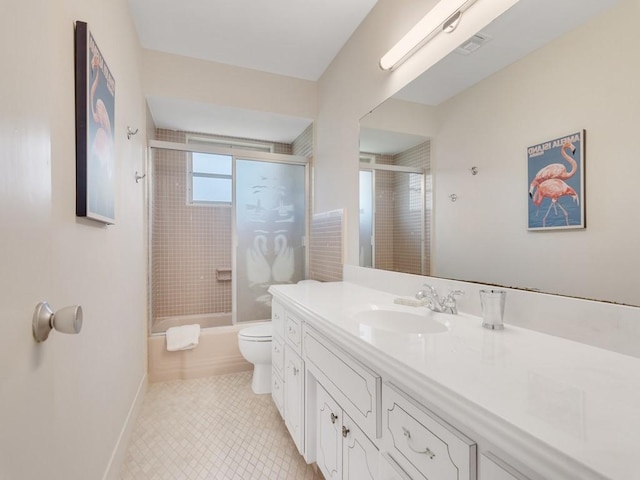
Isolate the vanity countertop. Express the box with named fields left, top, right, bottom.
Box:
left=270, top=281, right=640, bottom=480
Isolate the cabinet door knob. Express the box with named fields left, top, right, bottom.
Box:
left=292, top=366, right=299, bottom=376
left=342, top=426, right=350, bottom=438
left=330, top=412, right=338, bottom=424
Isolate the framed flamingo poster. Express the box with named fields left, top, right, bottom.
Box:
left=74, top=21, right=116, bottom=224
left=527, top=130, right=585, bottom=230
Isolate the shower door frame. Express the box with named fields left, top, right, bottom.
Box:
left=359, top=162, right=427, bottom=275
left=148, top=139, right=310, bottom=329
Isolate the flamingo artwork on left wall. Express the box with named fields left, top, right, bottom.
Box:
left=527, top=130, right=585, bottom=230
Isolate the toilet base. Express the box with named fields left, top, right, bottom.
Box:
left=251, top=363, right=272, bottom=394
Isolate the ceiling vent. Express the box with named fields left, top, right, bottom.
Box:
left=454, top=32, right=492, bottom=56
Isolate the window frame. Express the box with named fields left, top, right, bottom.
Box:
left=187, top=151, right=233, bottom=206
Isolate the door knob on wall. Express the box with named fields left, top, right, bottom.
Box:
left=32, top=302, right=83, bottom=342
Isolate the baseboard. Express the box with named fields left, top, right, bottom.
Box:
left=102, top=373, right=148, bottom=480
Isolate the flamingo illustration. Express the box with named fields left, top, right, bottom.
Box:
left=532, top=178, right=579, bottom=227
left=90, top=54, right=112, bottom=137
left=529, top=140, right=577, bottom=198
left=87, top=52, right=115, bottom=217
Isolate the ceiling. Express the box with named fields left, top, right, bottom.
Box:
left=128, top=0, right=377, bottom=81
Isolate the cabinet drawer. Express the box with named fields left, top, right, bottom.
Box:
left=272, top=370, right=284, bottom=418
left=272, top=300, right=285, bottom=339
left=272, top=336, right=284, bottom=376
left=304, top=326, right=381, bottom=440
left=383, top=383, right=476, bottom=480
left=285, top=312, right=302, bottom=354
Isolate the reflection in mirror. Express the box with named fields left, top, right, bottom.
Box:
left=359, top=0, right=637, bottom=305
left=358, top=132, right=430, bottom=275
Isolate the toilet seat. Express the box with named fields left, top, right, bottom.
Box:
left=238, top=324, right=272, bottom=342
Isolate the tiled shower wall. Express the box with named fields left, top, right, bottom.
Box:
left=150, top=129, right=298, bottom=331
left=368, top=140, right=431, bottom=275
left=394, top=141, right=431, bottom=275
left=309, top=209, right=344, bottom=282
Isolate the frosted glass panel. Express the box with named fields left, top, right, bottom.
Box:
left=236, top=159, right=306, bottom=322
left=192, top=152, right=232, bottom=175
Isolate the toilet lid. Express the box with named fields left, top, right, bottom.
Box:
left=238, top=323, right=272, bottom=340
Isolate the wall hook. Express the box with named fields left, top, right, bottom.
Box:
left=470, top=166, right=478, bottom=175
left=127, top=126, right=139, bottom=140
left=449, top=193, right=458, bottom=202
left=135, top=171, right=146, bottom=183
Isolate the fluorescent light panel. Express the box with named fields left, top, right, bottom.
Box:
left=380, top=0, right=479, bottom=71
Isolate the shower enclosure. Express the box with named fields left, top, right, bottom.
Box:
left=359, top=149, right=430, bottom=275
left=148, top=137, right=307, bottom=334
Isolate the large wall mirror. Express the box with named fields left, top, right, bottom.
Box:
left=359, top=0, right=638, bottom=306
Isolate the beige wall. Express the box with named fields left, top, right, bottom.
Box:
left=142, top=49, right=318, bottom=120
left=0, top=1, right=147, bottom=479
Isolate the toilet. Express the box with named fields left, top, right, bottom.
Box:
left=237, top=323, right=273, bottom=394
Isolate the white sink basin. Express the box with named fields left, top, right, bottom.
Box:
left=352, top=308, right=448, bottom=334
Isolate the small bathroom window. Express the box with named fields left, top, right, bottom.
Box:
left=188, top=152, right=233, bottom=205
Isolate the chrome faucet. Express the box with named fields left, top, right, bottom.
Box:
left=415, top=284, right=464, bottom=314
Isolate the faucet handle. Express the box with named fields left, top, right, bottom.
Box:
left=447, top=289, right=464, bottom=298
left=416, top=283, right=437, bottom=301
left=442, top=290, right=464, bottom=314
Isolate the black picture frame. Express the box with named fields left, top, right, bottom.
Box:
left=74, top=20, right=116, bottom=224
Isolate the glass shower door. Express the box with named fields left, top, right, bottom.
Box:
left=235, top=159, right=306, bottom=323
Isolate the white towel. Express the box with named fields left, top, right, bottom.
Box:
left=166, top=324, right=201, bottom=351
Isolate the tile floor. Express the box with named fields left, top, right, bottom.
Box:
left=120, top=371, right=323, bottom=480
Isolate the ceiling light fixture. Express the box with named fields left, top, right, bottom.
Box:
left=380, top=0, right=479, bottom=71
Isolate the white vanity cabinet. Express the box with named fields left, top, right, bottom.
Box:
left=316, top=383, right=379, bottom=480
left=272, top=299, right=306, bottom=455
left=269, top=281, right=632, bottom=480
left=281, top=307, right=306, bottom=455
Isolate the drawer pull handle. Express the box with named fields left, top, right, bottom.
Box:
left=402, top=427, right=436, bottom=459
left=342, top=426, right=350, bottom=438
left=330, top=412, right=338, bottom=424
